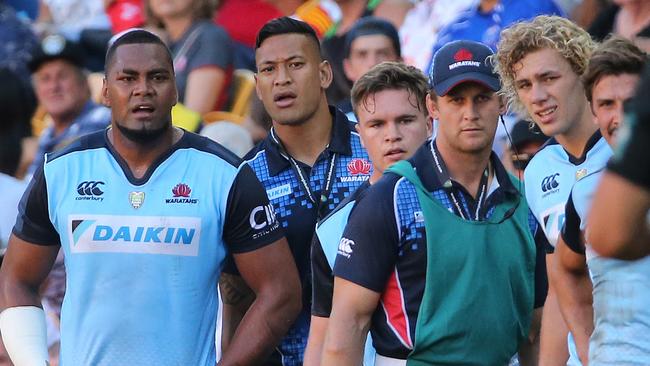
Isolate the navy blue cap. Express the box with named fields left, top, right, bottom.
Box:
left=28, top=34, right=85, bottom=73
left=429, top=40, right=500, bottom=96
left=344, top=16, right=401, bottom=59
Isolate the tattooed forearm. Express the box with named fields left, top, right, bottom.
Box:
left=219, top=273, right=255, bottom=307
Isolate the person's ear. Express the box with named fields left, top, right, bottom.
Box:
left=254, top=73, right=263, bottom=101
left=319, top=60, right=333, bottom=89
left=498, top=95, right=506, bottom=115
left=101, top=77, right=111, bottom=108
left=426, top=93, right=440, bottom=120
left=343, top=58, right=355, bottom=81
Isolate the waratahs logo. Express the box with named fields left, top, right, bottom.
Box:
left=454, top=48, right=473, bottom=62
left=172, top=183, right=191, bottom=197
left=166, top=183, right=198, bottom=204
left=347, top=159, right=371, bottom=175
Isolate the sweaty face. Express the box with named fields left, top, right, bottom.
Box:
left=428, top=82, right=503, bottom=156
left=102, top=43, right=178, bottom=143
left=343, top=34, right=399, bottom=82
left=255, top=33, right=331, bottom=126
left=33, top=59, right=89, bottom=122
left=356, top=88, right=431, bottom=179
left=590, top=73, right=640, bottom=147
left=513, top=48, right=590, bottom=138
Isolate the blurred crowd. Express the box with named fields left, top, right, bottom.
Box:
left=0, top=0, right=649, bottom=365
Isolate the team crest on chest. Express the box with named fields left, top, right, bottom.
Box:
left=575, top=168, right=588, bottom=181
left=129, top=191, right=145, bottom=209
left=166, top=183, right=198, bottom=204
left=340, top=158, right=371, bottom=183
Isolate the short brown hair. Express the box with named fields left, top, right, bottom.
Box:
left=583, top=36, right=647, bottom=102
left=493, top=15, right=596, bottom=115
left=145, top=0, right=219, bottom=28
left=351, top=61, right=428, bottom=119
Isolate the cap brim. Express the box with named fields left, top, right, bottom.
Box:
left=433, top=72, right=500, bottom=96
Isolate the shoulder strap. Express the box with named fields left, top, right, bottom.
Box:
left=173, top=24, right=204, bottom=65
left=385, top=160, right=428, bottom=193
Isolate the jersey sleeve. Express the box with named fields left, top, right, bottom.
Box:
left=311, top=234, right=334, bottom=317
left=12, top=166, right=60, bottom=246
left=560, top=193, right=585, bottom=255
left=333, top=180, right=400, bottom=293
left=608, top=106, right=650, bottom=190
left=222, top=164, right=284, bottom=254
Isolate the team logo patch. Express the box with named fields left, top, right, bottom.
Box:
left=347, top=158, right=372, bottom=175
left=173, top=183, right=191, bottom=197
left=449, top=48, right=480, bottom=70
left=575, top=168, right=588, bottom=181
left=341, top=159, right=371, bottom=183
left=166, top=183, right=198, bottom=204
left=337, top=237, right=355, bottom=258
left=76, top=181, right=105, bottom=201
left=454, top=48, right=473, bottom=62
left=541, top=173, right=560, bottom=197
left=129, top=191, right=145, bottom=209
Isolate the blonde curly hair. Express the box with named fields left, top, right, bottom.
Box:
left=492, top=15, right=597, bottom=116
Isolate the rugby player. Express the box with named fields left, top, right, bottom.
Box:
left=322, top=40, right=547, bottom=366
left=304, top=61, right=432, bottom=366
left=589, top=68, right=650, bottom=260
left=494, top=15, right=609, bottom=364
left=219, top=17, right=372, bottom=366
left=0, top=29, right=301, bottom=366
left=552, top=36, right=647, bottom=365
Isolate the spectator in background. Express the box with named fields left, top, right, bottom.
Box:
left=27, top=34, right=110, bottom=176
left=322, top=0, right=413, bottom=105
left=35, top=0, right=113, bottom=71
left=398, top=0, right=475, bottom=72
left=0, top=70, right=32, bottom=250
left=0, top=3, right=39, bottom=84
left=426, top=0, right=563, bottom=73
left=242, top=94, right=273, bottom=144
left=200, top=121, right=254, bottom=158
left=505, top=120, right=548, bottom=179
left=105, top=0, right=145, bottom=34
left=146, top=0, right=234, bottom=115
left=338, top=16, right=401, bottom=120
left=588, top=0, right=650, bottom=52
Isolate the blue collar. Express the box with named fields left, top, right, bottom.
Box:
left=409, top=139, right=519, bottom=197
left=260, top=106, right=354, bottom=176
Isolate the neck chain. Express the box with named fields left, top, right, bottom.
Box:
left=271, top=129, right=338, bottom=218
left=429, top=141, right=489, bottom=221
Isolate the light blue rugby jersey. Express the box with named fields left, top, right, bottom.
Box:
left=563, top=170, right=650, bottom=365
left=13, top=129, right=282, bottom=366
left=524, top=131, right=612, bottom=251
left=312, top=180, right=375, bottom=366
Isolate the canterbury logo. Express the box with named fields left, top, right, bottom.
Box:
left=77, top=181, right=105, bottom=196
left=541, top=174, right=559, bottom=192
left=337, top=237, right=355, bottom=258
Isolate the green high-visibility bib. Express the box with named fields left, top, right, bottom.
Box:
left=386, top=160, right=535, bottom=366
